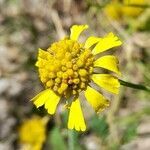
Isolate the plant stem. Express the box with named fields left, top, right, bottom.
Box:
left=68, top=130, right=74, bottom=150
left=119, top=79, right=150, bottom=92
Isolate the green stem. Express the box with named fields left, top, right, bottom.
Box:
left=119, top=79, right=150, bottom=92
left=68, top=130, right=74, bottom=150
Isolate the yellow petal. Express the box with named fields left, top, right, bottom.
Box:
left=85, top=86, right=110, bottom=113
left=35, top=48, right=49, bottom=67
left=31, top=89, right=49, bottom=108
left=92, top=32, right=122, bottom=55
left=44, top=92, right=60, bottom=115
left=38, top=48, right=47, bottom=57
left=68, top=99, right=86, bottom=131
left=84, top=36, right=101, bottom=49
left=92, top=74, right=120, bottom=94
left=94, top=55, right=121, bottom=75
left=70, top=25, right=89, bottom=41
left=31, top=89, right=60, bottom=114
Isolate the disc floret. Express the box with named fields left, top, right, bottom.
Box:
left=36, top=39, right=94, bottom=97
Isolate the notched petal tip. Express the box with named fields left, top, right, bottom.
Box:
left=70, top=24, right=89, bottom=41
left=84, top=36, right=101, bottom=49
left=31, top=89, right=60, bottom=115
left=108, top=32, right=122, bottom=45
left=94, top=55, right=121, bottom=76
left=92, top=32, right=122, bottom=55
left=31, top=90, right=48, bottom=108
left=85, top=86, right=110, bottom=113
left=81, top=126, right=86, bottom=132
left=71, top=24, right=89, bottom=30
left=96, top=99, right=110, bottom=114
left=67, top=99, right=86, bottom=132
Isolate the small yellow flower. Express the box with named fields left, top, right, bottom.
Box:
left=32, top=25, right=122, bottom=131
left=104, top=2, right=123, bottom=20
left=122, top=0, right=146, bottom=17
left=19, top=116, right=48, bottom=150
left=104, top=0, right=147, bottom=20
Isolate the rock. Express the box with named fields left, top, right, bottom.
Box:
left=137, top=119, right=150, bottom=135
left=121, top=137, right=150, bottom=150
left=0, top=99, right=10, bottom=120
left=82, top=134, right=102, bottom=150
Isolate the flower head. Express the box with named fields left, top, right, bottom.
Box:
left=122, top=0, right=146, bottom=17
left=19, top=116, right=48, bottom=150
left=104, top=0, right=146, bottom=20
left=32, top=25, right=122, bottom=131
left=104, top=2, right=122, bottom=20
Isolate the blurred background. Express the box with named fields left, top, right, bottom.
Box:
left=0, top=0, right=150, bottom=150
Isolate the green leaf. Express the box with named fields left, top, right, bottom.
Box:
left=68, top=130, right=82, bottom=150
left=48, top=127, right=67, bottom=150
left=122, top=122, right=138, bottom=144
left=61, top=110, right=69, bottom=128
left=90, top=115, right=109, bottom=139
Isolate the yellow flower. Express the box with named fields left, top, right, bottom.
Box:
left=104, top=0, right=146, bottom=20
left=19, top=116, right=48, bottom=150
left=104, top=2, right=123, bottom=20
left=32, top=25, right=122, bottom=131
left=122, top=0, right=146, bottom=17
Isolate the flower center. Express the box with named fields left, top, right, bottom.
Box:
left=38, top=39, right=94, bottom=97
